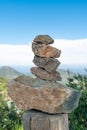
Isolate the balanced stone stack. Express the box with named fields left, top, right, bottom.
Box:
left=31, top=35, right=62, bottom=81
left=8, top=35, right=81, bottom=130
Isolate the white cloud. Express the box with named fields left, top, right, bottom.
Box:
left=0, top=44, right=34, bottom=66
left=53, top=39, right=87, bottom=65
left=0, top=39, right=87, bottom=66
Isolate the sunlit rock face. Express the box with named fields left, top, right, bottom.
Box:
left=32, top=43, right=61, bottom=58
left=8, top=75, right=81, bottom=114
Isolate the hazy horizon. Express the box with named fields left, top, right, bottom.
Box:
left=0, top=64, right=87, bottom=75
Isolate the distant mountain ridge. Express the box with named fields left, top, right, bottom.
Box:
left=0, top=66, right=22, bottom=79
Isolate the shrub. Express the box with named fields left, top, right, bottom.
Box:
left=0, top=77, right=9, bottom=91
left=66, top=74, right=87, bottom=130
left=0, top=94, right=23, bottom=130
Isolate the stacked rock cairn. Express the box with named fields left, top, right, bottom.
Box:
left=8, top=35, right=81, bottom=130
left=31, top=35, right=61, bottom=81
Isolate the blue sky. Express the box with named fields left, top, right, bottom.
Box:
left=0, top=0, right=87, bottom=66
left=0, top=0, right=87, bottom=44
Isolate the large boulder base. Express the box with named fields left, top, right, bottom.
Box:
left=33, top=35, right=54, bottom=44
left=33, top=56, right=60, bottom=73
left=32, top=43, right=61, bottom=58
left=8, top=75, right=81, bottom=114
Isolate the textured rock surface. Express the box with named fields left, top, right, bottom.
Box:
left=31, top=67, right=61, bottom=81
left=33, top=35, right=54, bottom=44
left=32, top=43, right=61, bottom=58
left=8, top=75, right=81, bottom=114
left=33, top=56, right=60, bottom=72
left=23, top=110, right=69, bottom=130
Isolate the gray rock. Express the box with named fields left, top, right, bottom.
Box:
left=31, top=67, right=62, bottom=81
left=33, top=35, right=54, bottom=44
left=8, top=75, right=81, bottom=114
left=23, top=110, right=69, bottom=130
left=33, top=56, right=60, bottom=72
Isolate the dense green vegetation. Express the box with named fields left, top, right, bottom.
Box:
left=0, top=77, right=23, bottom=130
left=67, top=74, right=87, bottom=130
left=0, top=77, right=9, bottom=92
left=0, top=73, right=87, bottom=130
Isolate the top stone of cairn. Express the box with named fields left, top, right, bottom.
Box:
left=33, top=35, right=54, bottom=44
